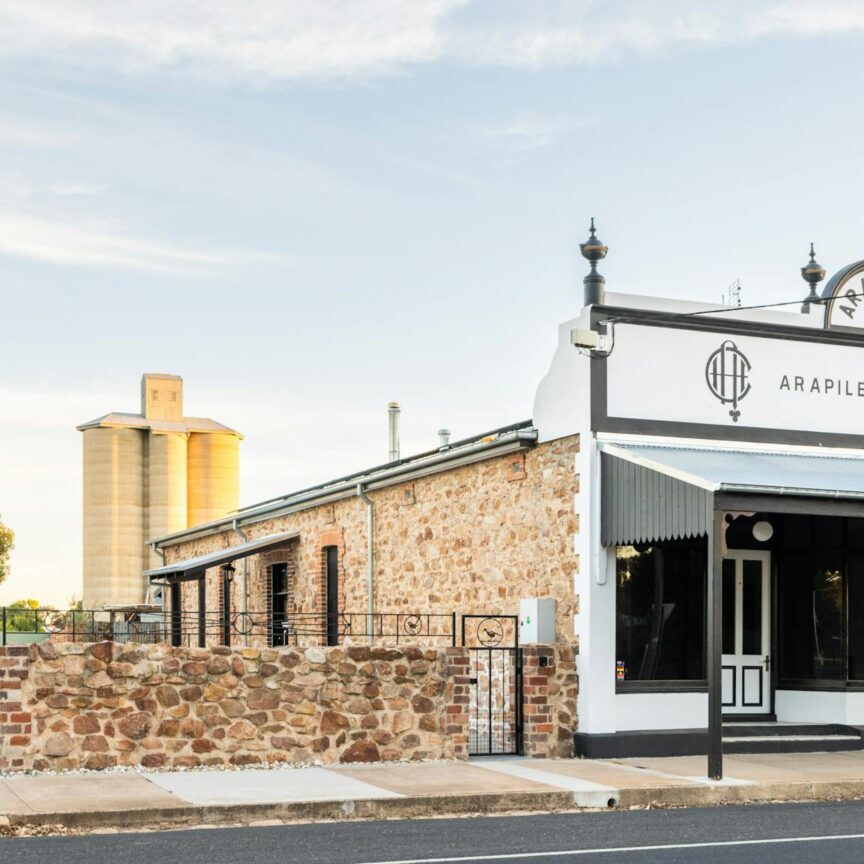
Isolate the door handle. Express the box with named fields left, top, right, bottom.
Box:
left=764, top=655, right=771, bottom=672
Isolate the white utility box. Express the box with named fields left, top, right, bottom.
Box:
left=519, top=598, right=556, bottom=644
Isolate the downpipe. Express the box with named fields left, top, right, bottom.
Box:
left=147, top=543, right=166, bottom=606
left=233, top=519, right=249, bottom=646
left=356, top=483, right=375, bottom=645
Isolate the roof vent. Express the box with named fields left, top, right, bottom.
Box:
left=438, top=429, right=451, bottom=450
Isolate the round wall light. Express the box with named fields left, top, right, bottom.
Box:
left=752, top=521, right=774, bottom=543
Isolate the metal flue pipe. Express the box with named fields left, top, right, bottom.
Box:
left=388, top=402, right=401, bottom=462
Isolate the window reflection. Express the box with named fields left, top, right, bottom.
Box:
left=779, top=553, right=843, bottom=681
left=616, top=538, right=706, bottom=682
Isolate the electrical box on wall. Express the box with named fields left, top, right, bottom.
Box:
left=519, top=598, right=556, bottom=644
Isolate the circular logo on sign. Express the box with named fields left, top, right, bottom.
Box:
left=705, top=340, right=751, bottom=423
left=402, top=614, right=422, bottom=636
left=476, top=617, right=504, bottom=647
left=43, top=611, right=67, bottom=634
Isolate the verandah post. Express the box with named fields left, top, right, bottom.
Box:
left=707, top=504, right=724, bottom=780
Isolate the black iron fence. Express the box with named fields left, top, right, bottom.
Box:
left=0, top=607, right=457, bottom=648
left=0, top=607, right=114, bottom=644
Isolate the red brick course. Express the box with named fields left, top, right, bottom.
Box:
left=0, top=646, right=33, bottom=771
left=521, top=644, right=578, bottom=759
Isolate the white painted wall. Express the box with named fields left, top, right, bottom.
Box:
left=846, top=693, right=864, bottom=724
left=616, top=693, right=708, bottom=731
left=533, top=307, right=620, bottom=735
left=533, top=302, right=714, bottom=736
left=776, top=690, right=864, bottom=724
left=775, top=690, right=849, bottom=723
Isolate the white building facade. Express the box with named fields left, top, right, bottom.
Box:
left=533, top=251, right=864, bottom=777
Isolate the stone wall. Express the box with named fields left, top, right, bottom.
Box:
left=170, top=435, right=580, bottom=647
left=12, top=641, right=469, bottom=772
left=0, top=641, right=575, bottom=772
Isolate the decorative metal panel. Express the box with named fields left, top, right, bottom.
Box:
left=601, top=453, right=710, bottom=546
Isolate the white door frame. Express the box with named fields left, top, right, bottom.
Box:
left=721, top=549, right=772, bottom=716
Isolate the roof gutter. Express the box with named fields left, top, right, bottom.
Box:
left=152, top=427, right=537, bottom=550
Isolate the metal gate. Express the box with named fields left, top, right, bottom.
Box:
left=462, top=615, right=521, bottom=756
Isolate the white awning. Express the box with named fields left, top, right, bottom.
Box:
left=602, top=443, right=864, bottom=499
left=144, top=531, right=299, bottom=582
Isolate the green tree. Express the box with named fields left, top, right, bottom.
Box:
left=5, top=598, right=42, bottom=632
left=0, top=513, right=13, bottom=585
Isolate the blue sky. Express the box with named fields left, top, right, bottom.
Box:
left=3, top=1, right=864, bottom=604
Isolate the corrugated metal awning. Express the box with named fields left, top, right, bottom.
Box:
left=601, top=448, right=711, bottom=546
left=600, top=443, right=864, bottom=547
left=144, top=531, right=299, bottom=583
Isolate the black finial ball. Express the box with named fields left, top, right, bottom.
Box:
left=580, top=217, right=608, bottom=266
left=801, top=242, right=825, bottom=293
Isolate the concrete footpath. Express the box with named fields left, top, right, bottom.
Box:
left=6, top=751, right=864, bottom=833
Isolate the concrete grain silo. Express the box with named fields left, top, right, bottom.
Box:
left=187, top=432, right=240, bottom=527
left=82, top=427, right=146, bottom=607
left=78, top=374, right=242, bottom=608
left=146, top=431, right=188, bottom=570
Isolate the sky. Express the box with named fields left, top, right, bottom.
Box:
left=3, top=0, right=864, bottom=606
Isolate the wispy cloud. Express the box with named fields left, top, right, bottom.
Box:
left=1, top=1, right=862, bottom=83
left=475, top=113, right=594, bottom=153
left=0, top=119, right=83, bottom=148
left=454, top=1, right=864, bottom=68
left=0, top=174, right=106, bottom=198
left=0, top=0, right=466, bottom=83
left=0, top=209, right=279, bottom=276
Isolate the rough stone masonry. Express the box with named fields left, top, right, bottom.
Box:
left=0, top=641, right=573, bottom=772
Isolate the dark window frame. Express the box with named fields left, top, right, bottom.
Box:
left=270, top=561, right=290, bottom=647
left=615, top=535, right=708, bottom=691
left=324, top=545, right=339, bottom=647
left=169, top=581, right=182, bottom=647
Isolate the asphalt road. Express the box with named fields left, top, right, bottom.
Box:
left=7, top=800, right=864, bottom=863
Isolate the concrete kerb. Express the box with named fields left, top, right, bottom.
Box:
left=617, top=778, right=864, bottom=809
left=8, top=779, right=864, bottom=833
left=2, top=790, right=577, bottom=831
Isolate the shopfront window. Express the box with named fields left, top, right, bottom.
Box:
left=778, top=515, right=844, bottom=683
left=616, top=537, right=707, bottom=683
left=847, top=554, right=864, bottom=680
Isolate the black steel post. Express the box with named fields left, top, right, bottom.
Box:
left=516, top=648, right=523, bottom=755
left=198, top=578, right=206, bottom=648
left=707, top=506, right=724, bottom=780
left=1, top=607, right=5, bottom=646
left=487, top=648, right=493, bottom=753
left=222, top=576, right=231, bottom=647
left=451, top=612, right=456, bottom=647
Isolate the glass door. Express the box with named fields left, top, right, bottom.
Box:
left=722, top=550, right=771, bottom=714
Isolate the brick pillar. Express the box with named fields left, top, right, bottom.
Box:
left=521, top=644, right=578, bottom=759
left=0, top=645, right=33, bottom=771
left=443, top=647, right=470, bottom=760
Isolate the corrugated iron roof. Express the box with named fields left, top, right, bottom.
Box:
left=151, top=419, right=537, bottom=548
left=77, top=412, right=242, bottom=437
left=145, top=531, right=299, bottom=581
